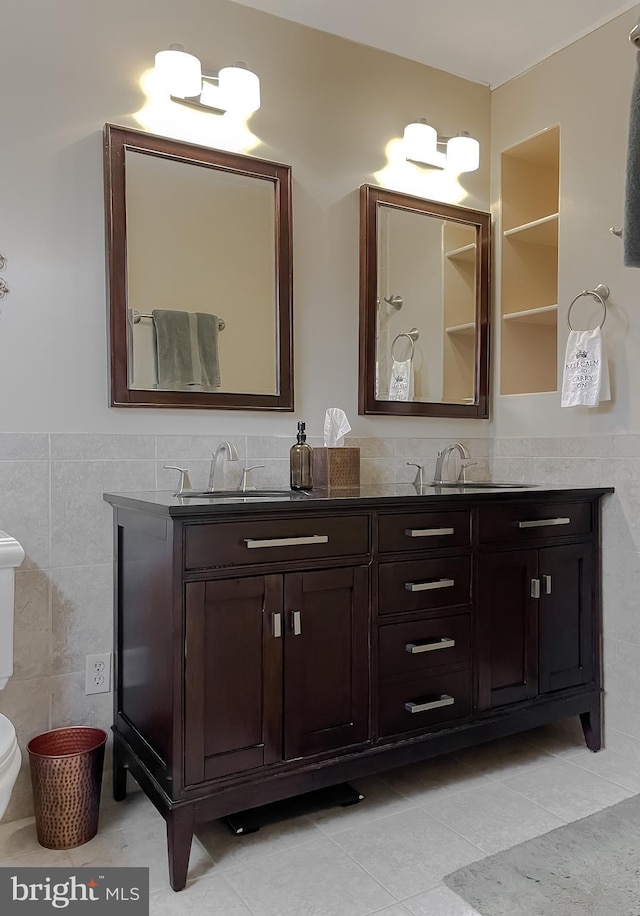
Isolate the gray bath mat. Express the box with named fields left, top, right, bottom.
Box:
left=444, top=793, right=640, bottom=916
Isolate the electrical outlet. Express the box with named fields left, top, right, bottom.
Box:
left=85, top=653, right=111, bottom=695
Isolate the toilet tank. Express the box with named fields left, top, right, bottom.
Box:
left=0, top=532, right=25, bottom=690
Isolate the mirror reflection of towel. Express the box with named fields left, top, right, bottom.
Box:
left=152, top=309, right=221, bottom=391
left=388, top=358, right=414, bottom=401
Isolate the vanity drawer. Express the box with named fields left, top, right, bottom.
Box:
left=478, top=501, right=592, bottom=545
left=379, top=669, right=472, bottom=739
left=378, top=556, right=471, bottom=616
left=378, top=510, right=471, bottom=553
left=184, top=515, right=370, bottom=570
left=379, top=614, right=471, bottom=678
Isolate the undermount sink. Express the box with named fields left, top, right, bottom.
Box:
left=180, top=489, right=308, bottom=499
left=430, top=481, right=530, bottom=489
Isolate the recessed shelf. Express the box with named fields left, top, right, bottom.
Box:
left=503, top=304, right=558, bottom=326
left=503, top=213, right=558, bottom=245
left=446, top=321, right=476, bottom=335
left=445, top=243, right=476, bottom=263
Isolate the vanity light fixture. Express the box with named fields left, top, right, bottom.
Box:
left=403, top=119, right=479, bottom=173
left=154, top=44, right=261, bottom=115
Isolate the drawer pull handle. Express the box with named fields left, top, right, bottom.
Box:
left=518, top=517, right=570, bottom=529
left=543, top=574, right=552, bottom=595
left=405, top=527, right=455, bottom=538
left=272, top=612, right=282, bottom=639
left=405, top=578, right=455, bottom=592
left=405, top=637, right=455, bottom=654
left=531, top=578, right=541, bottom=599
left=244, top=535, right=329, bottom=549
left=405, top=694, right=455, bottom=714
left=291, top=610, right=302, bottom=636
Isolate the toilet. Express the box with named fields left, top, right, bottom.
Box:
left=0, top=531, right=25, bottom=820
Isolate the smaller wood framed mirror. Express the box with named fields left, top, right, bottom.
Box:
left=358, top=185, right=490, bottom=418
left=104, top=125, right=293, bottom=410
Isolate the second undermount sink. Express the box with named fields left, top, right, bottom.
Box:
left=180, top=489, right=309, bottom=499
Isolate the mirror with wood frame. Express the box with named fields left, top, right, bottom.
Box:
left=358, top=185, right=490, bottom=418
left=103, top=124, right=293, bottom=410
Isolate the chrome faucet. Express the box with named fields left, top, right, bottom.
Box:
left=433, top=442, right=471, bottom=485
left=208, top=441, right=239, bottom=491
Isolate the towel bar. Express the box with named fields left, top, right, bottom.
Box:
left=129, top=309, right=225, bottom=331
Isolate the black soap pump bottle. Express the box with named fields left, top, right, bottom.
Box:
left=290, top=421, right=313, bottom=490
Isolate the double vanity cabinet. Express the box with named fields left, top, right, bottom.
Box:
left=104, top=484, right=611, bottom=891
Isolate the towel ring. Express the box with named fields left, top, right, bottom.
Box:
left=391, top=328, right=419, bottom=361
left=566, top=284, right=610, bottom=331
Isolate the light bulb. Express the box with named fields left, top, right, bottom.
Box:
left=218, top=63, right=261, bottom=114
left=403, top=120, right=439, bottom=165
left=154, top=44, right=202, bottom=99
left=446, top=132, right=480, bottom=173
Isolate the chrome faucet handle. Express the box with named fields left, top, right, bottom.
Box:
left=241, top=465, right=265, bottom=492
left=164, top=465, right=193, bottom=497
left=406, top=462, right=424, bottom=489
left=456, top=461, right=478, bottom=485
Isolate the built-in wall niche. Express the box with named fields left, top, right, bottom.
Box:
left=500, top=126, right=559, bottom=396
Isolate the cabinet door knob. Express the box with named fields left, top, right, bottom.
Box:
left=405, top=694, right=454, bottom=714
left=531, top=578, right=541, bottom=599
left=291, top=610, right=302, bottom=636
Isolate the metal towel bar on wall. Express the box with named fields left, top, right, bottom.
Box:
left=129, top=309, right=225, bottom=331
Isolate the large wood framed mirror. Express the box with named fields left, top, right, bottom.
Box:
left=359, top=185, right=490, bottom=418
left=104, top=124, right=293, bottom=410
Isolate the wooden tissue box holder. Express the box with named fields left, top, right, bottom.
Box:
left=312, top=447, right=360, bottom=489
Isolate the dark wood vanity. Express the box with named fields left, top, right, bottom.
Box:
left=104, top=485, right=611, bottom=891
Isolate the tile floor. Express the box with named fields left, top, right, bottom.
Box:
left=1, top=723, right=638, bottom=915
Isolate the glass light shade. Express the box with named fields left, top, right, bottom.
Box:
left=218, top=65, right=261, bottom=114
left=403, top=120, right=438, bottom=164
left=446, top=133, right=480, bottom=172
left=154, top=46, right=202, bottom=99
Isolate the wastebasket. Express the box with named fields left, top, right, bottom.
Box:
left=27, top=726, right=108, bottom=850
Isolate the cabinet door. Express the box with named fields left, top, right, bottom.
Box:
left=184, top=576, right=283, bottom=785
left=478, top=549, right=538, bottom=710
left=283, top=567, right=370, bottom=760
left=538, top=543, right=594, bottom=694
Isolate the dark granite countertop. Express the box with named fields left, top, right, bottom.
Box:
left=103, top=484, right=614, bottom=517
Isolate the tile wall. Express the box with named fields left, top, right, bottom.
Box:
left=0, top=432, right=635, bottom=822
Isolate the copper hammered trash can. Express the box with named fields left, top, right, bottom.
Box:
left=27, top=726, right=108, bottom=849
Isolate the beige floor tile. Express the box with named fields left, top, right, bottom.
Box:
left=149, top=873, right=254, bottom=915
left=380, top=755, right=494, bottom=805
left=224, top=837, right=395, bottom=916
left=453, top=733, right=553, bottom=780
left=422, top=783, right=565, bottom=854
left=502, top=758, right=632, bottom=821
left=332, top=807, right=482, bottom=899
left=404, top=884, right=481, bottom=915
left=196, top=811, right=322, bottom=870
left=562, top=747, right=640, bottom=794
left=308, top=776, right=414, bottom=835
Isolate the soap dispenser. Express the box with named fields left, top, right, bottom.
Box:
left=290, top=421, right=313, bottom=490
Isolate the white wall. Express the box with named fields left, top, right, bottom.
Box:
left=0, top=0, right=491, bottom=439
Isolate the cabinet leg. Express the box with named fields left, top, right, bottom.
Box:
left=580, top=705, right=602, bottom=752
left=167, top=806, right=195, bottom=892
left=112, top=742, right=128, bottom=802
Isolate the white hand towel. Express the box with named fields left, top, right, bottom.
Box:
left=388, top=359, right=414, bottom=401
left=561, top=328, right=610, bottom=408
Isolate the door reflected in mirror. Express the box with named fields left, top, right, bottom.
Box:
left=359, top=185, right=490, bottom=419
left=104, top=125, right=293, bottom=410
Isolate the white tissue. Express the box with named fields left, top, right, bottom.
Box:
left=324, top=408, right=351, bottom=447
